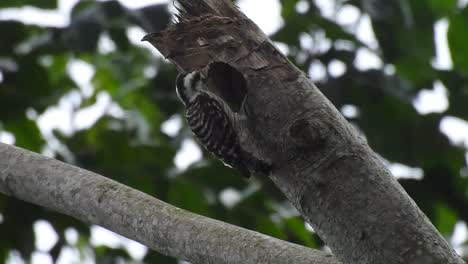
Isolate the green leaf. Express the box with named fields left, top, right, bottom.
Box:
left=394, top=56, right=435, bottom=84
left=433, top=202, right=457, bottom=236
left=0, top=56, right=73, bottom=121
left=256, top=217, right=286, bottom=240
left=181, top=162, right=246, bottom=192
left=0, top=21, right=27, bottom=55
left=284, top=217, right=316, bottom=247
left=0, top=248, right=7, bottom=264
left=0, top=0, right=57, bottom=9
left=448, top=9, right=468, bottom=75
left=428, top=0, right=457, bottom=16
left=0, top=198, right=40, bottom=258
left=436, top=71, right=468, bottom=120
left=59, top=116, right=175, bottom=196
left=94, top=246, right=131, bottom=262
left=3, top=119, right=45, bottom=152
left=168, top=179, right=211, bottom=216
left=280, top=0, right=300, bottom=19
left=370, top=0, right=435, bottom=66
left=226, top=189, right=277, bottom=229
left=144, top=250, right=177, bottom=263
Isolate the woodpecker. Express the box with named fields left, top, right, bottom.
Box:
left=175, top=67, right=270, bottom=178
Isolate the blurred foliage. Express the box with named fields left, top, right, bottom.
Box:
left=0, top=0, right=467, bottom=262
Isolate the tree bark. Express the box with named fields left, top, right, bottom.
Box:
left=0, top=142, right=338, bottom=264
left=142, top=0, right=465, bottom=263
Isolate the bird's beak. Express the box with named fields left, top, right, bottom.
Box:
left=141, top=32, right=160, bottom=42
left=141, top=34, right=151, bottom=42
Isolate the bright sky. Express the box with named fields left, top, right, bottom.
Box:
left=1, top=0, right=468, bottom=262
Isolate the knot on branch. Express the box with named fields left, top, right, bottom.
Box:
left=288, top=118, right=329, bottom=150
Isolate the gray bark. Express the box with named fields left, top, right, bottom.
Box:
left=0, top=142, right=338, bottom=264
left=142, top=0, right=465, bottom=263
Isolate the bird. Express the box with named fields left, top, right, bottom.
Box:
left=175, top=66, right=271, bottom=178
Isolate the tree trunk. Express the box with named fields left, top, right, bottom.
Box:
left=142, top=0, right=465, bottom=263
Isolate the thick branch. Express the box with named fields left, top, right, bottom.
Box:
left=142, top=0, right=465, bottom=263
left=0, top=143, right=338, bottom=264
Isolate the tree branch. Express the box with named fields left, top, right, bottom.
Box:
left=0, top=143, right=338, bottom=264
left=142, top=0, right=465, bottom=263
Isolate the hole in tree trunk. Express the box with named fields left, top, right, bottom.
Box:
left=206, top=62, right=247, bottom=113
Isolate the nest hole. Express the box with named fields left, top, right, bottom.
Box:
left=206, top=62, right=247, bottom=113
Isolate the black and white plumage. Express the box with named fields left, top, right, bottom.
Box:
left=176, top=69, right=270, bottom=178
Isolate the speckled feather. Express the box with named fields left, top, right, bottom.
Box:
left=186, top=90, right=252, bottom=177
left=176, top=72, right=270, bottom=178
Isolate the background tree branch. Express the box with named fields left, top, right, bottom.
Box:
left=0, top=142, right=339, bottom=264
left=142, top=0, right=465, bottom=263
